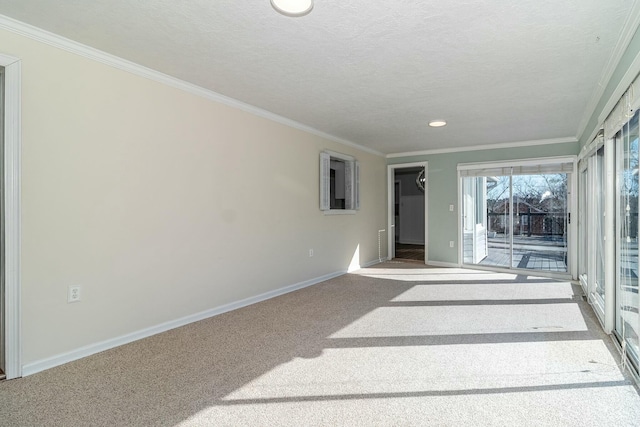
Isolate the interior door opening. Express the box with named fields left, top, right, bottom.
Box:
left=388, top=164, right=427, bottom=263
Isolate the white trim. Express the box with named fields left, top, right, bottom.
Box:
left=426, top=260, right=460, bottom=268
left=388, top=167, right=396, bottom=260
left=569, top=157, right=578, bottom=280
left=457, top=155, right=577, bottom=172
left=0, top=14, right=384, bottom=158
left=0, top=53, right=21, bottom=379
left=576, top=0, right=640, bottom=140
left=386, top=137, right=577, bottom=159
left=457, top=169, right=463, bottom=265
left=579, top=275, right=588, bottom=296
left=604, top=140, right=616, bottom=332
left=387, top=162, right=428, bottom=263
left=323, top=150, right=355, bottom=162
left=20, top=263, right=381, bottom=377
left=321, top=150, right=360, bottom=213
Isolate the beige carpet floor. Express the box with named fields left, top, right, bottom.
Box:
left=1, top=262, right=639, bottom=426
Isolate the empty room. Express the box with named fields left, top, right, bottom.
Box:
left=1, top=1, right=640, bottom=425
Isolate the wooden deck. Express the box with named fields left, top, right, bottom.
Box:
left=479, top=246, right=567, bottom=272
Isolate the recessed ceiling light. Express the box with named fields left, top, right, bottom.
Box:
left=271, top=0, right=314, bottom=17
left=428, top=120, right=447, bottom=127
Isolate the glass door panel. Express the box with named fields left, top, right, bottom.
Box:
left=510, top=174, right=568, bottom=273
left=485, top=176, right=511, bottom=268
left=463, top=175, right=510, bottom=268
left=617, top=110, right=640, bottom=368
left=595, top=147, right=606, bottom=306
left=462, top=177, right=475, bottom=264
left=580, top=147, right=605, bottom=320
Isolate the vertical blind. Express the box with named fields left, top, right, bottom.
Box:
left=458, top=162, right=574, bottom=177
left=604, top=72, right=640, bottom=139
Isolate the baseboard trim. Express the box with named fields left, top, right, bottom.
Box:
left=21, top=269, right=348, bottom=377
left=426, top=260, right=460, bottom=268
left=361, top=259, right=383, bottom=269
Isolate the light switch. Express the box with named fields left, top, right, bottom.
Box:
left=449, top=204, right=454, bottom=212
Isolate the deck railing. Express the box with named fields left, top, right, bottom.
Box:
left=487, top=211, right=567, bottom=237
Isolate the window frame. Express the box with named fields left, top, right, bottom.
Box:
left=320, top=150, right=360, bottom=214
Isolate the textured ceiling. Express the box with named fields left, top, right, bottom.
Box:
left=0, top=0, right=636, bottom=154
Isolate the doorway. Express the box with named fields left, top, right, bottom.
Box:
left=388, top=163, right=428, bottom=263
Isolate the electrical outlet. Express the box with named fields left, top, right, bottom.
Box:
left=68, top=285, right=81, bottom=303
left=449, top=204, right=454, bottom=212
left=449, top=241, right=455, bottom=248
left=309, top=249, right=314, bottom=257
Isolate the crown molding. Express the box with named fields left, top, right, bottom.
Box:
left=597, top=46, right=640, bottom=126
left=386, top=137, right=578, bottom=159
left=575, top=0, right=640, bottom=141
left=0, top=14, right=384, bottom=157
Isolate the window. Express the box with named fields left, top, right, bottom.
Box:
left=320, top=151, right=359, bottom=212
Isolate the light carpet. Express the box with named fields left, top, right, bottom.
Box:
left=1, top=262, right=639, bottom=426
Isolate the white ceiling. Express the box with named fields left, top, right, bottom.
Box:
left=0, top=0, right=637, bottom=155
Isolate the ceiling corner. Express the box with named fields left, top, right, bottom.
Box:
left=575, top=0, right=640, bottom=142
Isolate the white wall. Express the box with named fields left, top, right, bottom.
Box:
left=0, top=28, right=387, bottom=368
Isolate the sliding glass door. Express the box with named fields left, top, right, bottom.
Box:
left=579, top=145, right=607, bottom=322
left=461, top=161, right=572, bottom=275
left=616, top=110, right=640, bottom=370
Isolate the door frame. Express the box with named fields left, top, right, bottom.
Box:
left=578, top=160, right=589, bottom=294
left=394, top=179, right=400, bottom=245
left=387, top=162, right=428, bottom=262
left=0, top=53, right=22, bottom=379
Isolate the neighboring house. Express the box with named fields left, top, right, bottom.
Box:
left=489, top=197, right=566, bottom=236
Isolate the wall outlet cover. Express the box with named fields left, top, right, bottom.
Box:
left=68, top=286, right=81, bottom=303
